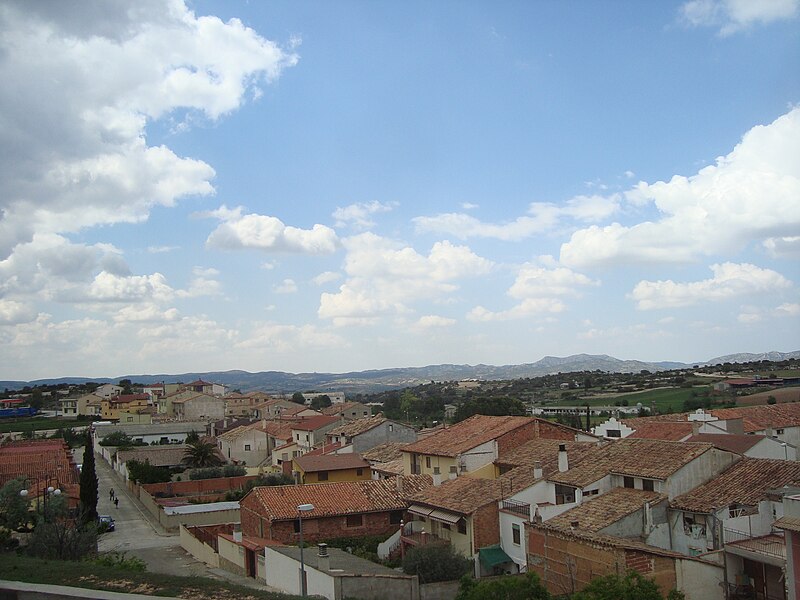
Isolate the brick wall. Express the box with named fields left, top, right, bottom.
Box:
left=496, top=421, right=540, bottom=456
left=534, top=419, right=577, bottom=441
left=143, top=475, right=257, bottom=497
left=526, top=526, right=678, bottom=597
left=472, top=503, right=501, bottom=551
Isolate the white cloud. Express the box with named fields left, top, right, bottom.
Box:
left=87, top=271, right=175, bottom=303
left=776, top=303, right=800, bottom=316
left=313, top=271, right=341, bottom=286
left=763, top=236, right=800, bottom=259
left=630, top=262, right=792, bottom=310
left=235, top=322, right=344, bottom=351
left=205, top=205, right=339, bottom=254
left=318, top=233, right=492, bottom=325
left=461, top=202, right=479, bottom=210
left=179, top=267, right=223, bottom=298
left=467, top=263, right=596, bottom=322
left=0, top=0, right=297, bottom=260
left=113, top=303, right=180, bottom=324
left=332, top=201, right=397, bottom=229
left=561, top=108, right=800, bottom=268
left=148, top=245, right=179, bottom=254
left=274, top=279, right=298, bottom=294
left=414, top=315, right=457, bottom=329
left=680, top=0, right=799, bottom=35
left=413, top=196, right=620, bottom=241
left=0, top=300, right=36, bottom=325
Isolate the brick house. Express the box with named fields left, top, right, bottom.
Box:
left=293, top=453, right=371, bottom=484
left=239, top=475, right=433, bottom=544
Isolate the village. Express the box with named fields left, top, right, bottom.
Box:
left=2, top=370, right=800, bottom=600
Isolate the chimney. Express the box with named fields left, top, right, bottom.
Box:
left=691, top=421, right=700, bottom=436
left=233, top=526, right=242, bottom=543
left=533, top=461, right=543, bottom=480
left=558, top=444, right=569, bottom=472
left=396, top=475, right=404, bottom=494
left=223, top=417, right=228, bottom=429
left=727, top=418, right=744, bottom=435
left=432, top=472, right=442, bottom=486
left=317, top=543, right=330, bottom=572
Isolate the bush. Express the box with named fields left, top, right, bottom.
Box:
left=189, top=467, right=222, bottom=480
left=222, top=465, right=246, bottom=477
left=402, top=544, right=472, bottom=583
left=456, top=572, right=551, bottom=600
left=126, top=459, right=172, bottom=484
left=90, top=552, right=147, bottom=572
left=571, top=571, right=685, bottom=600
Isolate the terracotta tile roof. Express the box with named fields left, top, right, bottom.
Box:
left=709, top=404, right=800, bottom=432
left=171, top=392, right=217, bottom=404
left=302, top=442, right=344, bottom=457
left=775, top=515, right=800, bottom=533
left=117, top=445, right=189, bottom=467
left=684, top=433, right=766, bottom=454
left=290, top=415, right=340, bottom=431
left=109, top=393, right=149, bottom=405
left=294, top=453, right=370, bottom=473
left=245, top=475, right=433, bottom=520
left=628, top=421, right=694, bottom=441
left=402, top=415, right=537, bottom=458
left=362, top=442, right=408, bottom=463
left=372, top=458, right=405, bottom=476
left=671, top=457, right=800, bottom=513
left=548, top=439, right=714, bottom=487
left=0, top=440, right=80, bottom=490
left=327, top=415, right=387, bottom=438
left=495, top=439, right=600, bottom=474
left=322, top=401, right=364, bottom=415
left=546, top=488, right=665, bottom=533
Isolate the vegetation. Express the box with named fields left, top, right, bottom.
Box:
left=570, top=571, right=685, bottom=600
left=291, top=391, right=306, bottom=404
left=310, top=394, right=332, bottom=410
left=90, top=551, right=147, bottom=572
left=0, top=477, right=32, bottom=531
left=188, top=465, right=246, bottom=480
left=0, top=551, right=299, bottom=599
left=78, top=431, right=98, bottom=525
left=98, top=432, right=145, bottom=449
left=456, top=572, right=551, bottom=600
left=454, top=396, right=526, bottom=422
left=224, top=472, right=294, bottom=500
left=182, top=440, right=223, bottom=468
left=126, top=459, right=173, bottom=484
left=402, top=544, right=473, bottom=583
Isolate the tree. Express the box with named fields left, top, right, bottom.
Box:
left=456, top=572, right=551, bottom=600
left=126, top=459, right=172, bottom=484
left=182, top=440, right=223, bottom=468
left=0, top=477, right=31, bottom=531
left=311, top=394, right=332, bottom=410
left=570, top=571, right=685, bottom=600
left=291, top=391, right=306, bottom=405
left=185, top=430, right=200, bottom=444
left=402, top=544, right=472, bottom=583
left=79, top=431, right=98, bottom=525
left=118, top=379, right=133, bottom=394
left=99, top=431, right=142, bottom=449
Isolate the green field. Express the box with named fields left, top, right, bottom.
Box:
left=552, top=386, right=714, bottom=415
left=0, top=417, right=84, bottom=434
left=0, top=552, right=297, bottom=599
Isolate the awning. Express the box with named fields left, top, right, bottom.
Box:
left=479, top=544, right=513, bottom=569
left=407, top=504, right=434, bottom=517
left=428, top=508, right=461, bottom=524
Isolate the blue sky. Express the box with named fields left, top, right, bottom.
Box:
left=0, top=0, right=798, bottom=380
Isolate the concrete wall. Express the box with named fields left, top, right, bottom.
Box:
left=676, top=556, right=725, bottom=600
left=159, top=506, right=240, bottom=532
left=264, top=547, right=337, bottom=598
left=666, top=448, right=738, bottom=500
left=0, top=581, right=171, bottom=600
left=179, top=524, right=220, bottom=567
left=338, top=574, right=419, bottom=600
left=499, top=511, right=527, bottom=570
left=218, top=535, right=246, bottom=576
left=351, top=421, right=417, bottom=453
left=419, top=580, right=460, bottom=600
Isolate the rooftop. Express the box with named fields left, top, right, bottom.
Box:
left=362, top=442, right=408, bottom=463
left=684, top=433, right=768, bottom=454
left=322, top=401, right=367, bottom=416
left=294, top=453, right=370, bottom=473
left=495, top=438, right=600, bottom=473
left=627, top=421, right=694, bottom=441
left=546, top=487, right=666, bottom=533
left=0, top=440, right=80, bottom=489
left=402, top=415, right=537, bottom=458
left=270, top=546, right=410, bottom=577
left=244, top=475, right=432, bottom=520
left=671, top=457, right=800, bottom=513
left=93, top=421, right=208, bottom=436
left=116, top=445, right=189, bottom=467
left=290, top=415, right=340, bottom=432
left=327, top=415, right=387, bottom=438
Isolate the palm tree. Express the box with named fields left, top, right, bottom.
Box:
left=182, top=440, right=223, bottom=468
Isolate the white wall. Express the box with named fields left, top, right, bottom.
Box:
left=264, top=548, right=336, bottom=600
left=666, top=449, right=738, bottom=500
left=676, top=556, right=725, bottom=600
left=499, top=512, right=527, bottom=571
left=460, top=440, right=497, bottom=472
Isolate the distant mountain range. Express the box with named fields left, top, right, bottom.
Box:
left=3, top=350, right=798, bottom=395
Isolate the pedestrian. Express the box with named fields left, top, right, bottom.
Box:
left=110, top=488, right=115, bottom=500
left=114, top=497, right=119, bottom=509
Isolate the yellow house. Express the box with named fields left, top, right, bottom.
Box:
left=293, top=453, right=372, bottom=484
left=116, top=408, right=154, bottom=425
left=101, top=394, right=150, bottom=421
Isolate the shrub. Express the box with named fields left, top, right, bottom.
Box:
left=455, top=572, right=551, bottom=600
left=189, top=467, right=223, bottom=480
left=402, top=544, right=472, bottom=583
left=91, top=552, right=147, bottom=572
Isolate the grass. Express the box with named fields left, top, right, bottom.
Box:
left=552, top=386, right=714, bottom=414
left=0, top=417, right=84, bottom=434
left=0, top=552, right=299, bottom=600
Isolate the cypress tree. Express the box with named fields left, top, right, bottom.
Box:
left=79, top=430, right=98, bottom=525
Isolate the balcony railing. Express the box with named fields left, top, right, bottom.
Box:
left=724, top=528, right=785, bottom=561
left=501, top=499, right=531, bottom=519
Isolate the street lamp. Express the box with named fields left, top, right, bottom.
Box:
left=297, top=503, right=315, bottom=596
left=20, top=482, right=61, bottom=522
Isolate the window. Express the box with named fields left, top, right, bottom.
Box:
left=555, top=484, right=576, bottom=505
left=356, top=468, right=363, bottom=476
left=449, top=466, right=458, bottom=474
left=584, top=489, right=599, bottom=496
left=346, top=514, right=363, bottom=527
left=318, top=471, right=329, bottom=481
left=442, top=523, right=451, bottom=530
left=776, top=429, right=785, bottom=435
left=623, top=476, right=635, bottom=489
left=293, top=519, right=301, bottom=533
left=512, top=523, right=521, bottom=545
left=388, top=424, right=394, bottom=432
left=642, top=479, right=654, bottom=492
left=126, top=417, right=133, bottom=422
left=458, top=519, right=467, bottom=535
left=281, top=452, right=288, bottom=461
left=433, top=467, right=440, bottom=475
left=683, top=514, right=705, bottom=537
left=607, top=429, right=621, bottom=438
left=389, top=510, right=403, bottom=524
left=426, top=456, right=431, bottom=469
left=244, top=444, right=251, bottom=451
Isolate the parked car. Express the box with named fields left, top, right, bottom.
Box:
left=98, top=515, right=115, bottom=532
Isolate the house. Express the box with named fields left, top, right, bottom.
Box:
left=181, top=379, right=226, bottom=396
left=58, top=392, right=103, bottom=417
left=322, top=401, right=372, bottom=420
left=94, top=383, right=123, bottom=398
left=252, top=397, right=307, bottom=420
left=217, top=420, right=272, bottom=466
left=293, top=453, right=371, bottom=484
left=774, top=494, right=800, bottom=600
left=401, top=414, right=595, bottom=478
left=114, top=445, right=189, bottom=480
left=302, top=391, right=346, bottom=405
left=224, top=392, right=273, bottom=418
left=239, top=475, right=433, bottom=544
left=362, top=442, right=409, bottom=479
left=264, top=544, right=418, bottom=600
left=93, top=421, right=207, bottom=448
left=171, top=392, right=226, bottom=422
left=290, top=415, right=341, bottom=453
left=116, top=406, right=155, bottom=425
left=669, top=457, right=800, bottom=556
left=326, top=415, right=417, bottom=453
left=100, top=393, right=150, bottom=421
left=685, top=433, right=792, bottom=460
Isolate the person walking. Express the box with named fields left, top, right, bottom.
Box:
left=114, top=497, right=119, bottom=509
left=109, top=488, right=115, bottom=501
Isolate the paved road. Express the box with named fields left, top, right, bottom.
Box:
left=74, top=446, right=274, bottom=588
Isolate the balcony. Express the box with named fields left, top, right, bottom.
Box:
left=500, top=499, right=531, bottom=519
left=400, top=521, right=448, bottom=548
left=724, top=528, right=785, bottom=566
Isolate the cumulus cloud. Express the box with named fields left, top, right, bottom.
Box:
left=0, top=300, right=36, bottom=325
left=235, top=322, right=345, bottom=351
left=680, top=0, right=799, bottom=35
left=318, top=233, right=492, bottom=325
left=205, top=205, right=339, bottom=254
left=332, top=201, right=397, bottom=229
left=763, top=236, right=800, bottom=259
left=468, top=263, right=597, bottom=322
left=413, top=195, right=620, bottom=241
left=0, top=0, right=297, bottom=260
left=776, top=303, right=800, bottom=316
left=561, top=108, right=800, bottom=268
left=413, top=315, right=457, bottom=329
left=630, top=262, right=792, bottom=310
left=313, top=271, right=341, bottom=286
left=274, top=279, right=298, bottom=294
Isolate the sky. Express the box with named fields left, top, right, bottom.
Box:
left=0, top=0, right=799, bottom=381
